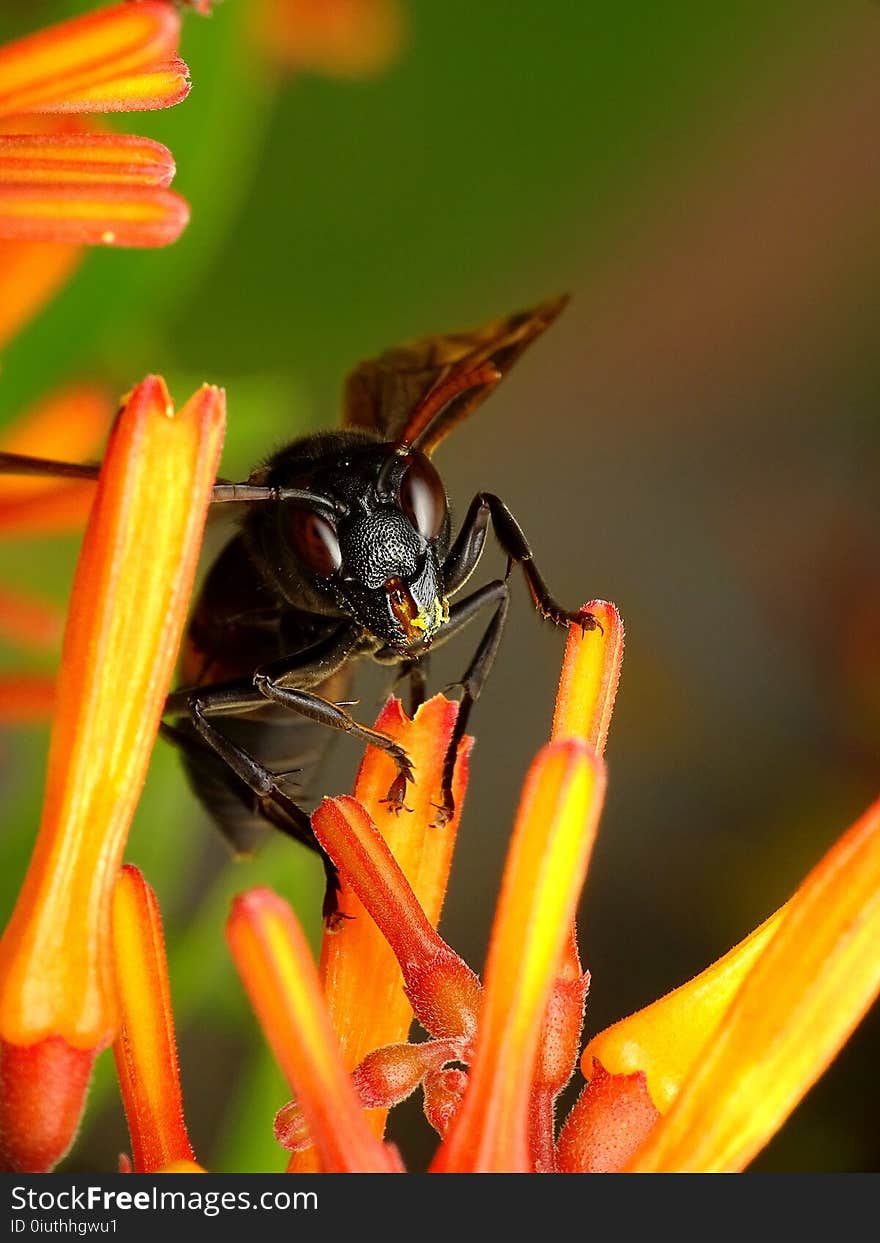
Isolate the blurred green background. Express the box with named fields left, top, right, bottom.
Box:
left=1, top=0, right=878, bottom=1172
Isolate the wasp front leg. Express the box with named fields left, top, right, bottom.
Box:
left=444, top=492, right=599, bottom=633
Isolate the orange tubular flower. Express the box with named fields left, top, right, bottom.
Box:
left=312, top=796, right=482, bottom=1046
left=0, top=376, right=224, bottom=1172
left=112, top=865, right=200, bottom=1174
left=280, top=698, right=471, bottom=1171
left=528, top=602, right=623, bottom=1171
left=320, top=699, right=472, bottom=1078
left=625, top=800, right=880, bottom=1171
left=0, top=2, right=192, bottom=249
left=557, top=793, right=880, bottom=1175
left=227, top=888, right=401, bottom=1173
left=431, top=741, right=606, bottom=1173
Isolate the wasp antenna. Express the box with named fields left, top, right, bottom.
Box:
left=209, top=482, right=347, bottom=518
left=210, top=482, right=278, bottom=503
left=0, top=451, right=101, bottom=482
left=277, top=488, right=348, bottom=518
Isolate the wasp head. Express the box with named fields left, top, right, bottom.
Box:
left=252, top=435, right=452, bottom=653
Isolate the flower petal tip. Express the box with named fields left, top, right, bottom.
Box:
left=0, top=2, right=184, bottom=117
left=0, top=184, right=191, bottom=249
left=552, top=599, right=624, bottom=753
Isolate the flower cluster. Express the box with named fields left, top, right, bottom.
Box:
left=1, top=394, right=878, bottom=1171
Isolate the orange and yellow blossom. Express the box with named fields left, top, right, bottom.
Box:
left=320, top=700, right=471, bottom=1092
left=587, top=802, right=880, bottom=1173
left=0, top=376, right=224, bottom=1172
left=0, top=11, right=203, bottom=717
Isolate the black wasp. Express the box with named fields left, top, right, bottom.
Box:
left=0, top=297, right=597, bottom=916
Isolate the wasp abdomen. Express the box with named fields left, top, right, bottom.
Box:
left=174, top=534, right=352, bottom=856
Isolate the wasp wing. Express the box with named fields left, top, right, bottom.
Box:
left=342, top=295, right=569, bottom=456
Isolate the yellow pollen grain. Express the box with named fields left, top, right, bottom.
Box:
left=412, top=597, right=445, bottom=634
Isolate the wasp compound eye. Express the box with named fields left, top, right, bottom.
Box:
left=287, top=508, right=343, bottom=576
left=399, top=454, right=447, bottom=540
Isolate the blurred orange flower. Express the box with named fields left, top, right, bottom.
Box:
left=254, top=0, right=406, bottom=79
left=0, top=384, right=114, bottom=725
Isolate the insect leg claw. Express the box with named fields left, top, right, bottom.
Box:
left=429, top=795, right=455, bottom=827
left=381, top=767, right=415, bottom=815
left=574, top=608, right=601, bottom=636
left=324, top=910, right=355, bottom=932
